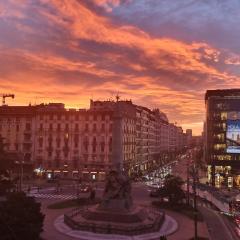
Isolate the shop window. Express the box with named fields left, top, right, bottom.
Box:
left=214, top=144, right=226, bottom=150
left=221, top=112, right=227, bottom=120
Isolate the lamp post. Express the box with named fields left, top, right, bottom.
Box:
left=193, top=162, right=198, bottom=240
left=186, top=154, right=190, bottom=206
left=15, top=153, right=24, bottom=192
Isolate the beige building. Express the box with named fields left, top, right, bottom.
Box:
left=0, top=99, right=187, bottom=180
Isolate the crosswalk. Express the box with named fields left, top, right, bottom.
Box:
left=28, top=192, right=77, bottom=200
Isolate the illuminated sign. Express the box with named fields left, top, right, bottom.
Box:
left=226, top=119, right=240, bottom=153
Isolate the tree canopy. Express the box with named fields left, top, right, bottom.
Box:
left=162, top=174, right=185, bottom=204
left=0, top=137, right=16, bottom=195
left=0, top=192, right=45, bottom=240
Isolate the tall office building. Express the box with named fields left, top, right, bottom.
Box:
left=205, top=89, right=240, bottom=187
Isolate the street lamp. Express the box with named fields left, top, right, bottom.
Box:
left=15, top=153, right=24, bottom=192
left=186, top=153, right=190, bottom=206
left=186, top=150, right=198, bottom=240
left=192, top=162, right=198, bottom=240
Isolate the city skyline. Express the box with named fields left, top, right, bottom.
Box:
left=1, top=0, right=240, bottom=135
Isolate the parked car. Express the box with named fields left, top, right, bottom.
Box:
left=79, top=184, right=90, bottom=193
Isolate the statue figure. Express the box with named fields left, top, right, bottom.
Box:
left=100, top=170, right=133, bottom=211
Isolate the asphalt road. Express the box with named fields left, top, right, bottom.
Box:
left=198, top=205, right=239, bottom=240
left=36, top=150, right=239, bottom=240
left=171, top=153, right=239, bottom=240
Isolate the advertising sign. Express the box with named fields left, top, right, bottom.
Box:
left=226, top=112, right=240, bottom=153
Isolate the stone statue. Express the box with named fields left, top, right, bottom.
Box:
left=100, top=170, right=133, bottom=211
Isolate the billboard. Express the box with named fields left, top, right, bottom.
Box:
left=226, top=112, right=240, bottom=153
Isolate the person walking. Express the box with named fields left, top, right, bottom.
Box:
left=89, top=186, right=96, bottom=201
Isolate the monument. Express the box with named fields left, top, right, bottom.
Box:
left=63, top=99, right=167, bottom=237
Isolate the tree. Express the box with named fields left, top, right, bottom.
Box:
left=162, top=174, right=185, bottom=204
left=0, top=192, right=45, bottom=240
left=0, top=137, right=15, bottom=195
left=195, top=147, right=205, bottom=171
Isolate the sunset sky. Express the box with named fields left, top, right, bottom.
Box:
left=1, top=0, right=240, bottom=135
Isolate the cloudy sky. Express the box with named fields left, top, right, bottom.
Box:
left=1, top=0, right=240, bottom=135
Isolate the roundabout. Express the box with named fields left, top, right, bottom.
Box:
left=54, top=102, right=178, bottom=240
left=54, top=212, right=178, bottom=240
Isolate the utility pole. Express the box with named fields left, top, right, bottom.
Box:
left=17, top=153, right=24, bottom=192
left=186, top=154, right=190, bottom=206
left=193, top=158, right=198, bottom=240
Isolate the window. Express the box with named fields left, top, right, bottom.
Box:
left=56, top=138, right=61, bottom=148
left=101, top=143, right=105, bottom=152
left=93, top=123, right=97, bottom=132
left=25, top=123, right=31, bottom=130
left=213, top=144, right=226, bottom=150
left=38, top=138, right=43, bottom=148
left=74, top=135, right=79, bottom=148
left=92, top=137, right=97, bottom=153
left=221, top=112, right=227, bottom=121
left=109, top=137, right=112, bottom=152
left=84, top=137, right=89, bottom=152
left=24, top=153, right=31, bottom=162
left=85, top=123, right=89, bottom=132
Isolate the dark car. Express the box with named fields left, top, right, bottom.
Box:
left=150, top=189, right=160, bottom=197
left=79, top=184, right=90, bottom=193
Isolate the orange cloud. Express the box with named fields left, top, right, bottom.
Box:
left=1, top=0, right=240, bottom=135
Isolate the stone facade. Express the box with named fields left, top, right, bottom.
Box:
left=0, top=99, right=187, bottom=180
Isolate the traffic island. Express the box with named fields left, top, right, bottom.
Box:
left=54, top=213, right=178, bottom=240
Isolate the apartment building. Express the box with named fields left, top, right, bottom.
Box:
left=0, top=99, right=187, bottom=180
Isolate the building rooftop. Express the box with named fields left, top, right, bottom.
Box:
left=205, top=89, right=240, bottom=101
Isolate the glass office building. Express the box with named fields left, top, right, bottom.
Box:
left=205, top=89, right=240, bottom=188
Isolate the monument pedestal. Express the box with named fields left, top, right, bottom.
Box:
left=64, top=171, right=166, bottom=236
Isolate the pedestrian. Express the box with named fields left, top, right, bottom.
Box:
left=27, top=185, right=31, bottom=194
left=89, top=186, right=96, bottom=201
